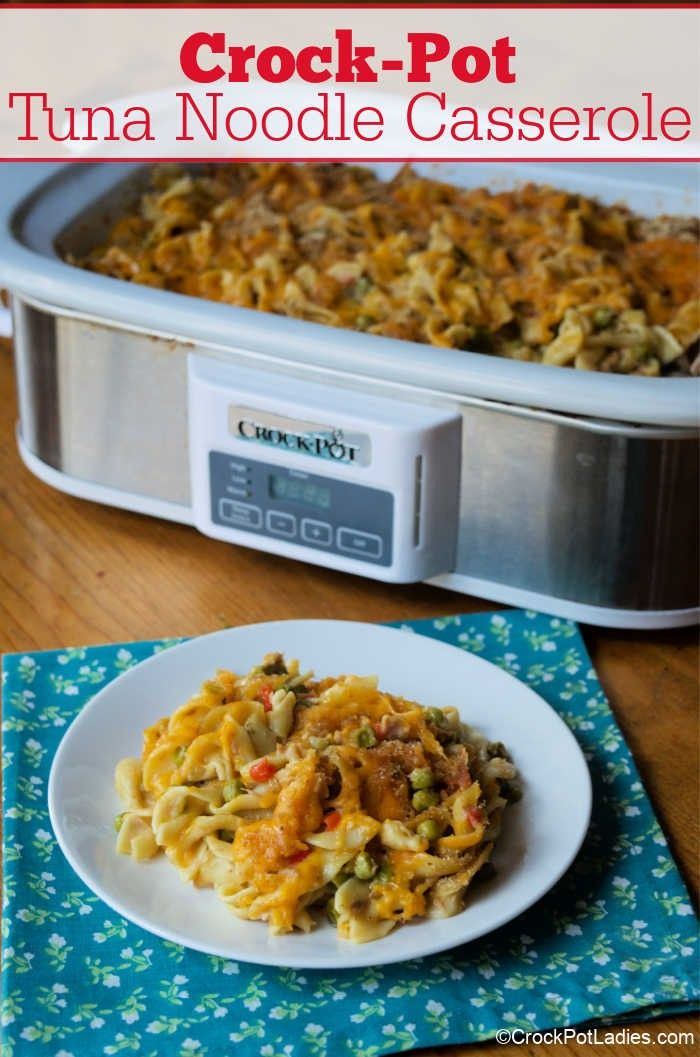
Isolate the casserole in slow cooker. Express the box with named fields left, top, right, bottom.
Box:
left=72, top=162, right=700, bottom=377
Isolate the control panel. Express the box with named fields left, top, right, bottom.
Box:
left=210, top=451, right=393, bottom=566
left=188, top=354, right=461, bottom=583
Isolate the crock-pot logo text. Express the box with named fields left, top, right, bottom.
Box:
left=239, top=419, right=359, bottom=462
left=180, top=31, right=517, bottom=87
left=230, top=408, right=369, bottom=466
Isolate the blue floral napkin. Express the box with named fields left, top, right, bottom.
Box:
left=2, top=610, right=698, bottom=1057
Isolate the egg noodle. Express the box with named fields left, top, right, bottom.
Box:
left=75, top=162, right=699, bottom=376
left=114, top=653, right=520, bottom=942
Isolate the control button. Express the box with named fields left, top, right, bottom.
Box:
left=337, top=527, right=383, bottom=560
left=266, top=510, right=297, bottom=538
left=301, top=518, right=333, bottom=547
left=218, top=498, right=262, bottom=529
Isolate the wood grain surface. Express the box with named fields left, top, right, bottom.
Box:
left=0, top=336, right=697, bottom=1054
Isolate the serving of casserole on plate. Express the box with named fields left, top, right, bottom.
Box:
left=48, top=620, right=592, bottom=969
left=72, top=162, right=700, bottom=377
left=114, top=651, right=520, bottom=943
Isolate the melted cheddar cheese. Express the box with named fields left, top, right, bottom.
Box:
left=114, top=652, right=519, bottom=942
left=76, top=163, right=700, bottom=376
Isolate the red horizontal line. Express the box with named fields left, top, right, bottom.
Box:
left=1, top=4, right=698, bottom=9
left=2, top=157, right=698, bottom=163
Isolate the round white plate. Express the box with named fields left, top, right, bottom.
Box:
left=48, top=620, right=592, bottom=969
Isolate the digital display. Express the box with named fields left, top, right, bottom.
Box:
left=269, top=474, right=332, bottom=510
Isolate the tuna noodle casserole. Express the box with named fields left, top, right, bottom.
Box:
left=114, top=653, right=519, bottom=942
left=75, top=163, right=700, bottom=376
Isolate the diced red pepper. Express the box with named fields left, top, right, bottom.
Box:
left=372, top=722, right=385, bottom=740
left=249, top=758, right=276, bottom=783
left=287, top=847, right=311, bottom=865
left=324, top=810, right=342, bottom=830
left=467, top=807, right=484, bottom=828
left=260, top=685, right=273, bottom=712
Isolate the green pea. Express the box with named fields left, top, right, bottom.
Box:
left=222, top=779, right=243, bottom=801
left=374, top=863, right=393, bottom=884
left=355, top=314, right=375, bottom=331
left=354, top=725, right=377, bottom=748
left=351, top=275, right=372, bottom=301
left=409, top=767, right=435, bottom=790
left=412, top=789, right=440, bottom=812
left=593, top=306, right=615, bottom=330
left=114, top=812, right=126, bottom=832
left=353, top=852, right=378, bottom=880
left=326, top=896, right=338, bottom=926
left=416, top=819, right=441, bottom=842
left=424, top=707, right=446, bottom=728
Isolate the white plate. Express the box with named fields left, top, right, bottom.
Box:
left=48, top=620, right=592, bottom=969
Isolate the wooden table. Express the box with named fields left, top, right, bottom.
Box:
left=1, top=336, right=697, bottom=1054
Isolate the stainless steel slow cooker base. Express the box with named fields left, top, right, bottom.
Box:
left=12, top=294, right=699, bottom=629
left=16, top=432, right=698, bottom=630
